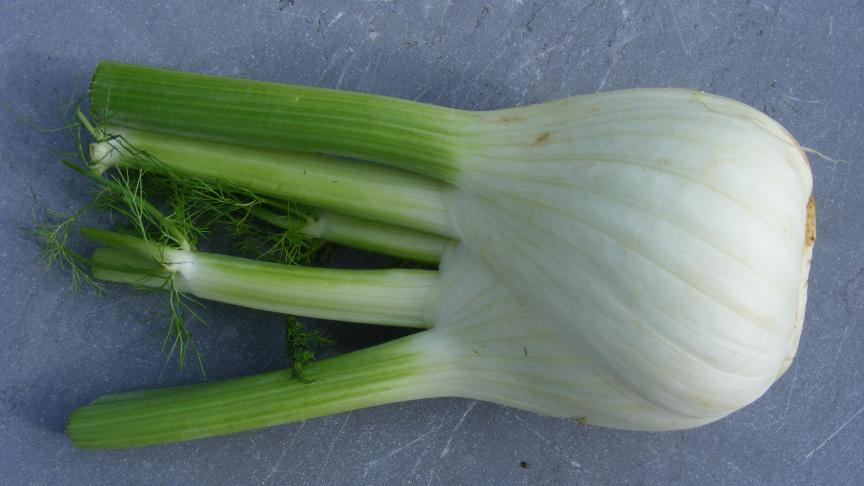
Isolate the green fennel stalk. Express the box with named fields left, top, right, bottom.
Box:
left=68, top=332, right=448, bottom=448
left=83, top=227, right=438, bottom=328
left=90, top=125, right=455, bottom=237
left=89, top=61, right=468, bottom=181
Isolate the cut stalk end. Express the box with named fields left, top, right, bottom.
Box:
left=89, top=140, right=122, bottom=174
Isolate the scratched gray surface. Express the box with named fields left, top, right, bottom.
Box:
left=1, top=1, right=862, bottom=484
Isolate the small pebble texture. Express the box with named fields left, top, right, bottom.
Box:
left=1, top=1, right=862, bottom=485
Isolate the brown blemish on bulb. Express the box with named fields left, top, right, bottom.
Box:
left=534, top=132, right=550, bottom=144
left=805, top=196, right=816, bottom=248
left=778, top=194, right=816, bottom=379
left=498, top=115, right=526, bottom=124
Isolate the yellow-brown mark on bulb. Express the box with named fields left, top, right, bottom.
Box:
left=805, top=196, right=816, bottom=249
left=534, top=132, right=550, bottom=144
left=498, top=115, right=526, bottom=124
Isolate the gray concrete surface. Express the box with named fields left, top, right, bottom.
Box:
left=1, top=1, right=862, bottom=484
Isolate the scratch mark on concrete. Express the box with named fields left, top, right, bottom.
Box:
left=413, top=82, right=436, bottom=101
left=452, top=61, right=473, bottom=105
left=513, top=413, right=550, bottom=443
left=336, top=51, right=356, bottom=87
left=836, top=325, right=849, bottom=355
left=425, top=468, right=436, bottom=486
left=439, top=401, right=476, bottom=458
left=782, top=93, right=823, bottom=105
left=670, top=10, right=691, bottom=55
left=480, top=45, right=510, bottom=75
left=264, top=421, right=306, bottom=483
left=774, top=366, right=798, bottom=433
left=322, top=412, right=352, bottom=469
left=506, top=42, right=564, bottom=84
left=320, top=48, right=346, bottom=80
left=336, top=41, right=366, bottom=88
left=843, top=268, right=864, bottom=319
left=597, top=64, right=613, bottom=91
left=411, top=413, right=448, bottom=475
left=804, top=405, right=864, bottom=460
left=596, top=30, right=641, bottom=92
left=328, top=11, right=345, bottom=29
left=363, top=422, right=440, bottom=478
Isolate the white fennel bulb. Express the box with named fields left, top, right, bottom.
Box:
left=444, top=90, right=814, bottom=424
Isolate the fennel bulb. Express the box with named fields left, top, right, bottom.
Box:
left=446, top=90, right=814, bottom=423
left=67, top=62, right=815, bottom=447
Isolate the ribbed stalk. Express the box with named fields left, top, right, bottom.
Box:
left=84, top=228, right=438, bottom=328
left=92, top=126, right=456, bottom=237
left=67, top=332, right=449, bottom=448
left=89, top=61, right=472, bottom=182
left=287, top=210, right=448, bottom=264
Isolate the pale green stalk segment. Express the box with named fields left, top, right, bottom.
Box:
left=67, top=333, right=446, bottom=449
left=89, top=61, right=471, bottom=181
left=91, top=126, right=457, bottom=237
left=270, top=209, right=448, bottom=264
left=91, top=247, right=172, bottom=287
left=83, top=229, right=438, bottom=328
left=80, top=227, right=169, bottom=262
left=178, top=253, right=437, bottom=327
